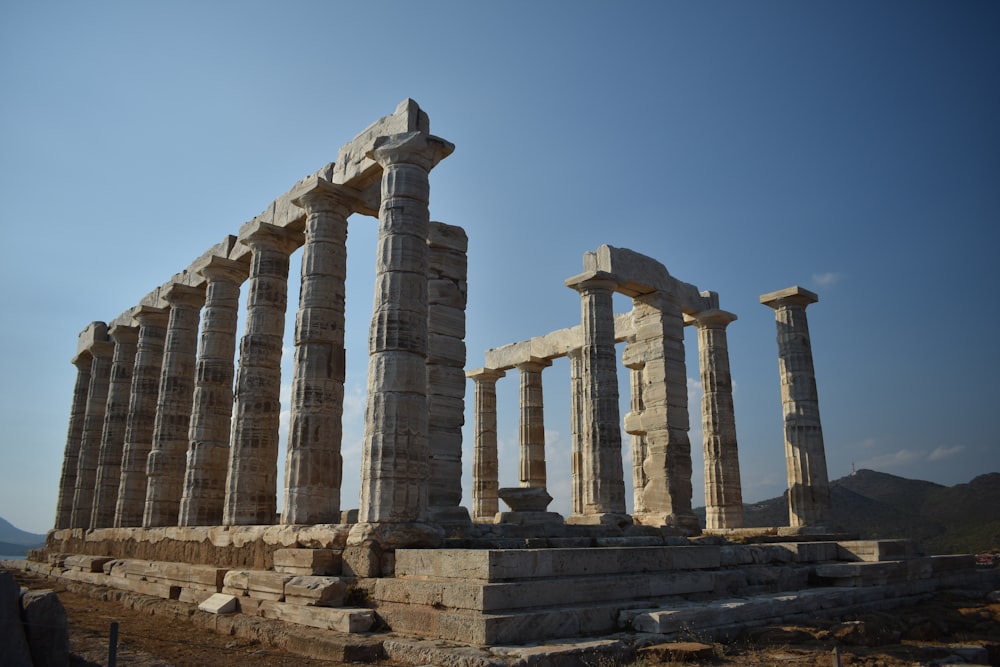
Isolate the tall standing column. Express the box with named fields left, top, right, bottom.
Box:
left=567, top=348, right=585, bottom=516
left=565, top=273, right=629, bottom=524
left=179, top=257, right=247, bottom=526
left=621, top=339, right=649, bottom=516
left=467, top=368, right=504, bottom=522
left=224, top=223, right=300, bottom=526
left=693, top=309, right=744, bottom=530
left=70, top=332, right=114, bottom=529
left=143, top=283, right=206, bottom=527
left=357, top=131, right=453, bottom=525
left=761, top=286, right=830, bottom=528
left=115, top=306, right=169, bottom=527
left=54, top=353, right=93, bottom=529
left=90, top=324, right=139, bottom=528
left=628, top=292, right=698, bottom=531
left=282, top=180, right=357, bottom=525
left=516, top=358, right=551, bottom=489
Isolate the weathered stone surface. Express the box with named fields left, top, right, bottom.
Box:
left=255, top=600, right=374, bottom=633
left=54, top=352, right=93, bottom=529
left=0, top=571, right=31, bottom=667
left=283, top=576, right=347, bottom=607
left=21, top=588, right=70, bottom=667
left=272, top=548, right=341, bottom=576
left=70, top=336, right=114, bottom=529
left=198, top=592, right=238, bottom=614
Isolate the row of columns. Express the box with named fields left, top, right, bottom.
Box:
left=55, top=130, right=460, bottom=532
left=468, top=282, right=829, bottom=531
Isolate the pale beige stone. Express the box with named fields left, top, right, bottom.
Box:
left=282, top=575, right=346, bottom=607
left=198, top=593, right=238, bottom=614
left=70, top=334, right=114, bottom=529
left=54, top=352, right=93, bottom=529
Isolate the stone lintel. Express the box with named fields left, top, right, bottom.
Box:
left=583, top=245, right=715, bottom=314
left=760, top=285, right=818, bottom=309
left=564, top=270, right=617, bottom=293
left=333, top=98, right=430, bottom=192
left=161, top=281, right=206, bottom=308
left=483, top=312, right=636, bottom=371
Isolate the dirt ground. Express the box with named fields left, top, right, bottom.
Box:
left=8, top=567, right=1000, bottom=666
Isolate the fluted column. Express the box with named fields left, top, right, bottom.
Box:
left=179, top=257, right=247, bottom=526
left=358, top=131, right=453, bottom=524
left=54, top=353, right=94, bottom=529
left=761, top=286, right=830, bottom=528
left=467, top=368, right=504, bottom=522
left=115, top=306, right=169, bottom=527
left=224, top=223, right=300, bottom=526
left=693, top=309, right=743, bottom=530
left=70, top=333, right=114, bottom=529
left=565, top=273, right=628, bottom=524
left=143, top=283, right=206, bottom=527
left=90, top=324, right=139, bottom=528
left=517, top=358, right=551, bottom=489
left=426, top=222, right=470, bottom=523
left=282, top=180, right=357, bottom=525
left=621, top=339, right=648, bottom=515
left=627, top=291, right=697, bottom=530
left=567, top=348, right=585, bottom=516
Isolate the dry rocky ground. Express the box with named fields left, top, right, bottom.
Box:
left=8, top=567, right=1000, bottom=666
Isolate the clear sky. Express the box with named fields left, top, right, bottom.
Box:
left=1, top=2, right=997, bottom=534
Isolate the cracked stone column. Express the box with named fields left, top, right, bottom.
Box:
left=426, top=222, right=470, bottom=524
left=567, top=348, right=585, bottom=516
left=761, top=286, right=830, bottom=528
left=54, top=352, right=94, bottom=529
left=516, top=358, right=551, bottom=489
left=114, top=306, right=169, bottom=527
left=467, top=368, right=504, bottom=522
left=693, top=309, right=744, bottom=530
left=143, top=283, right=205, bottom=528
left=90, top=323, right=139, bottom=529
left=622, top=339, right=649, bottom=516
left=565, top=273, right=629, bottom=525
left=70, top=327, right=113, bottom=529
left=357, top=131, right=453, bottom=526
left=224, top=223, right=300, bottom=526
left=282, top=179, right=357, bottom=525
left=179, top=257, right=247, bottom=527
left=627, top=292, right=698, bottom=531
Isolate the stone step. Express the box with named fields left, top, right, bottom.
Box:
left=394, top=545, right=721, bottom=581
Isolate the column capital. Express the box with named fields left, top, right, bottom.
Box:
left=565, top=271, right=618, bottom=294
left=198, top=255, right=249, bottom=286
left=290, top=176, right=362, bottom=216
left=466, top=367, right=506, bottom=382
left=108, top=323, right=140, bottom=345
left=240, top=221, right=302, bottom=256
left=133, top=305, right=170, bottom=328
left=368, top=131, right=454, bottom=171
left=760, top=286, right=818, bottom=310
left=689, top=308, right=738, bottom=329
left=86, top=339, right=115, bottom=359
left=71, top=351, right=93, bottom=369
left=162, top=282, right=206, bottom=310
left=515, top=357, right=553, bottom=373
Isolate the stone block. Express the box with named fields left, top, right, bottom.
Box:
left=0, top=571, right=32, bottom=667
left=342, top=544, right=382, bottom=578
left=64, top=555, right=114, bottom=572
left=283, top=576, right=347, bottom=607
left=198, top=593, right=239, bottom=614
left=273, top=548, right=341, bottom=576
left=255, top=601, right=374, bottom=633
left=247, top=571, right=293, bottom=601
left=21, top=589, right=69, bottom=667
left=838, top=539, right=918, bottom=562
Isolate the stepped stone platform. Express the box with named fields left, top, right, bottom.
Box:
left=5, top=529, right=997, bottom=666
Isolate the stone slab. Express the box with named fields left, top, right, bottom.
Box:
left=273, top=548, right=341, bottom=576
left=198, top=593, right=239, bottom=614
left=64, top=555, right=114, bottom=572
left=283, top=576, right=347, bottom=607
left=255, top=600, right=374, bottom=633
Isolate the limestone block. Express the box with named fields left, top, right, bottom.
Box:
left=255, top=600, right=374, bottom=633
left=293, top=523, right=352, bottom=549
left=427, top=305, right=465, bottom=339
left=283, top=576, right=347, bottom=607
left=838, top=539, right=918, bottom=562
left=428, top=221, right=469, bottom=252
left=198, top=593, right=239, bottom=614
left=21, top=589, right=69, bottom=667
left=427, top=279, right=466, bottom=309
left=427, top=333, right=465, bottom=365
left=222, top=569, right=252, bottom=596
left=0, top=572, right=32, bottom=667
left=342, top=544, right=381, bottom=578
left=64, top=555, right=114, bottom=572
left=247, top=571, right=293, bottom=601
left=273, top=548, right=341, bottom=576
left=177, top=588, right=218, bottom=605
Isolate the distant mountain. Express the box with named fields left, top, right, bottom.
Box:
left=0, top=516, right=46, bottom=555
left=695, top=469, right=1000, bottom=555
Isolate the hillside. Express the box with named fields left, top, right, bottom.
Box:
left=697, top=469, right=1000, bottom=555
left=0, top=516, right=46, bottom=555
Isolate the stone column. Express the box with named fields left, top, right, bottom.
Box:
left=761, top=286, right=830, bottom=528
left=693, top=309, right=744, bottom=530
left=565, top=273, right=629, bottom=525
left=516, top=358, right=551, bottom=489
left=224, top=223, right=300, bottom=526
left=114, top=306, right=169, bottom=527
left=282, top=180, right=357, bottom=525
left=426, top=222, right=470, bottom=523
left=179, top=257, right=247, bottom=527
left=69, top=332, right=114, bottom=529
left=54, top=353, right=93, bottom=529
left=621, top=340, right=648, bottom=516
left=467, top=368, right=504, bottom=522
left=357, top=131, right=453, bottom=527
left=626, top=292, right=698, bottom=531
left=567, top=348, right=585, bottom=516
left=89, top=324, right=139, bottom=529
left=143, top=283, right=206, bottom=528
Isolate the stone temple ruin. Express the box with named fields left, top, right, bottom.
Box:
left=11, top=100, right=990, bottom=663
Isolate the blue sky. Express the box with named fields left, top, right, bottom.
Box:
left=1, top=2, right=997, bottom=534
